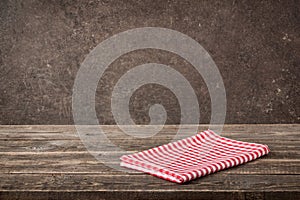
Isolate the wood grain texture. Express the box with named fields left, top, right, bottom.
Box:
left=0, top=124, right=299, bottom=200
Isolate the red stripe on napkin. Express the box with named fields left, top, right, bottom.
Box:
left=120, top=129, right=270, bottom=183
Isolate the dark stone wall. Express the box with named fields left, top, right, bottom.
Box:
left=0, top=0, right=299, bottom=124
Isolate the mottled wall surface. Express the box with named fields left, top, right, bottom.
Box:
left=0, top=0, right=299, bottom=124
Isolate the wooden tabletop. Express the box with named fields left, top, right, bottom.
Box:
left=0, top=124, right=299, bottom=200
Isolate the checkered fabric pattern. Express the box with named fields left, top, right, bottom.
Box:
left=120, top=129, right=270, bottom=183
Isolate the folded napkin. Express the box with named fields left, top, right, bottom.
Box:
left=120, top=129, right=270, bottom=183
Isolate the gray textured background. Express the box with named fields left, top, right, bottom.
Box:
left=0, top=0, right=299, bottom=125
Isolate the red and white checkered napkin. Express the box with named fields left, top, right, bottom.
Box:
left=120, top=129, right=270, bottom=184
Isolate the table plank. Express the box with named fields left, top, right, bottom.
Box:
left=0, top=140, right=299, bottom=153
left=1, top=174, right=299, bottom=192
left=0, top=155, right=299, bottom=175
left=0, top=125, right=299, bottom=200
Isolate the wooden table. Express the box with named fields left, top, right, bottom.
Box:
left=0, top=125, right=299, bottom=200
